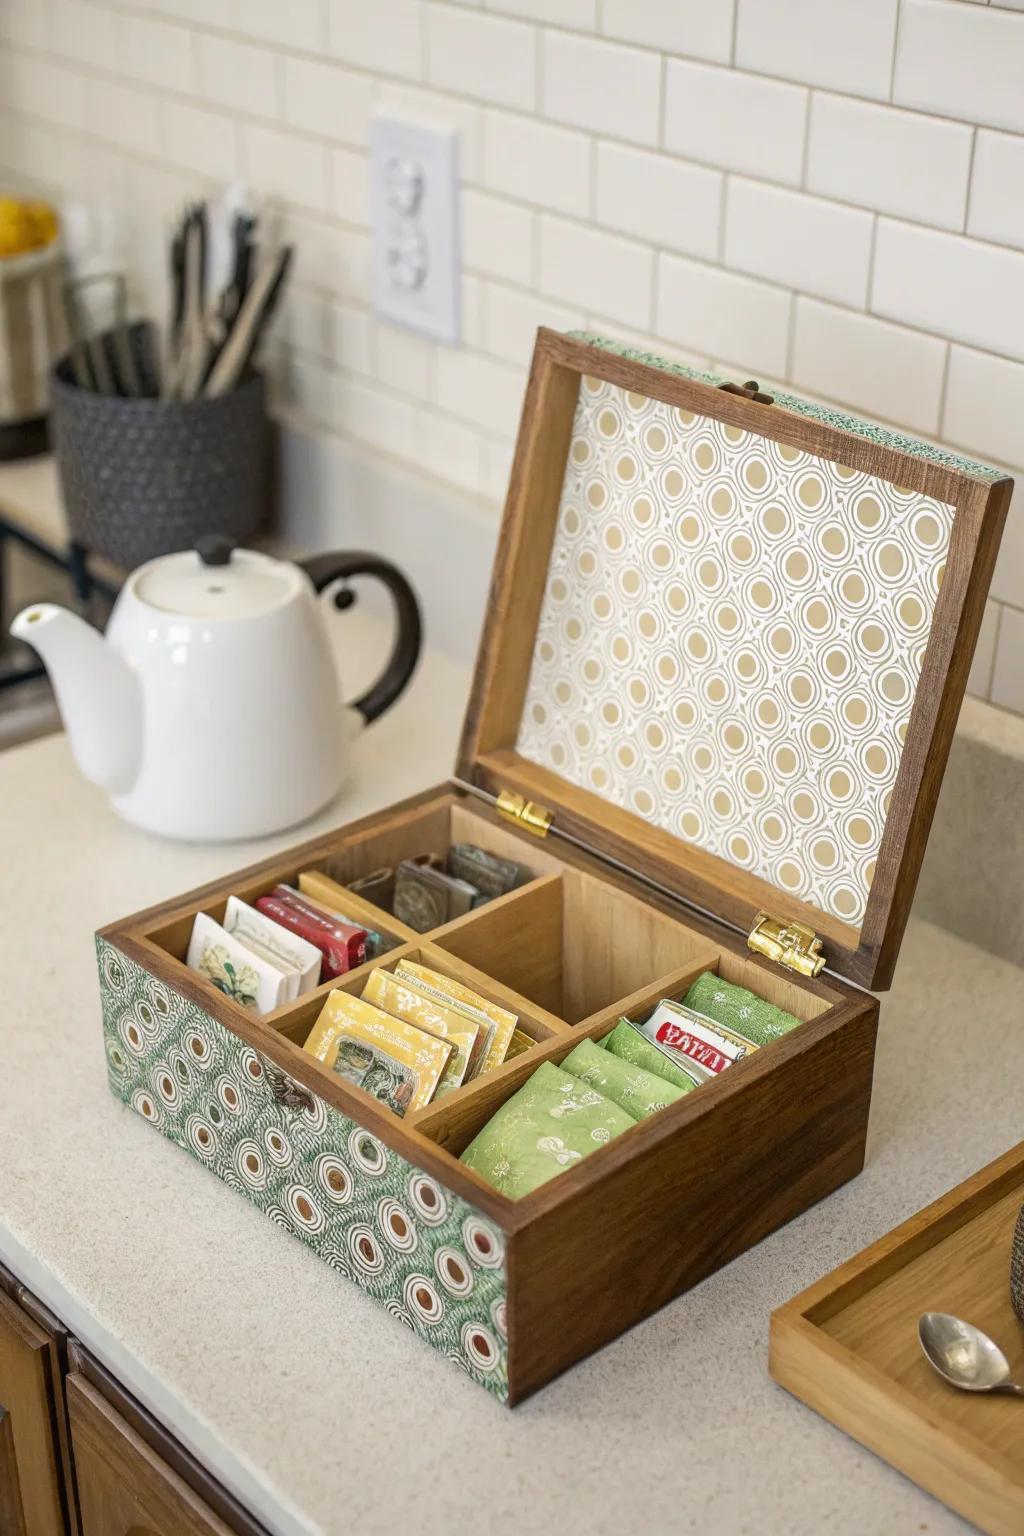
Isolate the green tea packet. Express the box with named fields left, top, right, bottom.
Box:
left=460, top=1061, right=633, bottom=1198
left=601, top=1019, right=702, bottom=1093
left=561, top=1038, right=688, bottom=1121
left=684, top=972, right=800, bottom=1046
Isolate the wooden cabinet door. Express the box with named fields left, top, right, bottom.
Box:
left=67, top=1374, right=234, bottom=1536
left=0, top=1289, right=68, bottom=1536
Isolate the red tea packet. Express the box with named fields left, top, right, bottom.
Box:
left=256, top=885, right=366, bottom=978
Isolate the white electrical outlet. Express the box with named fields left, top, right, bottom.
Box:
left=371, top=117, right=460, bottom=345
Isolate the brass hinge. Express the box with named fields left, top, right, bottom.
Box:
left=496, top=789, right=553, bottom=838
left=747, top=911, right=824, bottom=977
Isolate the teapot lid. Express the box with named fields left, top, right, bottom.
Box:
left=131, top=539, right=301, bottom=619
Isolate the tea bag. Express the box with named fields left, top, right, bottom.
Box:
left=683, top=971, right=800, bottom=1046
left=460, top=1061, right=633, bottom=1198
left=362, top=967, right=479, bottom=1096
left=447, top=843, right=529, bottom=903
left=635, top=998, right=756, bottom=1084
left=561, top=1038, right=688, bottom=1121
left=601, top=1019, right=701, bottom=1093
left=394, top=959, right=517, bottom=1074
left=305, top=990, right=450, bottom=1116
left=393, top=856, right=478, bottom=931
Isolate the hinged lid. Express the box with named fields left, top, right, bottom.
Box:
left=459, top=330, right=1011, bottom=990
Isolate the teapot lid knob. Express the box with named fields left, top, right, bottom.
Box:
left=196, top=535, right=235, bottom=567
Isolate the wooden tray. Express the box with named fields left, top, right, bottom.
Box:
left=770, top=1142, right=1024, bottom=1536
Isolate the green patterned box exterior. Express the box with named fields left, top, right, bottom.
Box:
left=97, top=937, right=510, bottom=1400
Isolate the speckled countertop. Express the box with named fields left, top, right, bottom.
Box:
left=1, top=609, right=1020, bottom=1536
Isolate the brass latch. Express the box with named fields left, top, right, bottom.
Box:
left=747, top=911, right=824, bottom=977
left=719, top=378, right=774, bottom=404
left=496, top=789, right=553, bottom=838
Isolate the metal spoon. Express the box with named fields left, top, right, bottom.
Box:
left=918, top=1312, right=1024, bottom=1397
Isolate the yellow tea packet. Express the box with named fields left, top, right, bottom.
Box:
left=304, top=990, right=451, bottom=1116
left=504, top=1027, right=535, bottom=1060
left=394, top=959, right=516, bottom=1074
left=362, top=968, right=479, bottom=1097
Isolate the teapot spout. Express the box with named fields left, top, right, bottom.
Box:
left=10, top=603, right=141, bottom=794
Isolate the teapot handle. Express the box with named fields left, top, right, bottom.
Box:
left=298, top=551, right=422, bottom=725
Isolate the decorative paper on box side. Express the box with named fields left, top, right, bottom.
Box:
left=516, top=372, right=957, bottom=927
left=97, top=937, right=509, bottom=1400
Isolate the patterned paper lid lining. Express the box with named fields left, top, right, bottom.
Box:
left=516, top=370, right=959, bottom=929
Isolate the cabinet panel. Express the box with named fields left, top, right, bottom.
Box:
left=67, top=1374, right=233, bottom=1536
left=0, top=1291, right=66, bottom=1536
left=1, top=1403, right=28, bottom=1536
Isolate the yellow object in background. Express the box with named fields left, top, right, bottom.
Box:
left=0, top=197, right=59, bottom=258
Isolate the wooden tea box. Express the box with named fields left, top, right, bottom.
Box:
left=96, top=330, right=1011, bottom=1405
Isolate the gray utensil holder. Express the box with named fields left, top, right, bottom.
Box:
left=51, top=322, right=271, bottom=570
left=1012, top=1204, right=1024, bottom=1324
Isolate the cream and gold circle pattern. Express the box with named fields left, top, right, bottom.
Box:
left=516, top=377, right=955, bottom=926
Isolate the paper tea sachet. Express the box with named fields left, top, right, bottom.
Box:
left=223, top=895, right=322, bottom=1000
left=636, top=998, right=757, bottom=1084
left=362, top=967, right=479, bottom=1096
left=683, top=971, right=800, bottom=1045
left=393, top=855, right=478, bottom=931
left=504, top=1027, right=536, bottom=1061
left=256, top=885, right=366, bottom=978
left=187, top=911, right=291, bottom=1014
left=601, top=1019, right=701, bottom=1093
left=460, top=1061, right=633, bottom=1198
left=561, top=1038, right=688, bottom=1122
left=394, top=959, right=516, bottom=1074
left=447, top=842, right=529, bottom=903
left=304, top=991, right=451, bottom=1117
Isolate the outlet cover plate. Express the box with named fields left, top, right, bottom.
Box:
left=371, top=116, right=460, bottom=345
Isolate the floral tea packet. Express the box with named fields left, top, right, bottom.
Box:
left=305, top=990, right=451, bottom=1117
left=561, top=1038, right=688, bottom=1121
left=394, top=960, right=517, bottom=1074
left=186, top=911, right=290, bottom=1014
left=683, top=972, right=800, bottom=1046
left=459, top=1061, right=632, bottom=1198
left=362, top=967, right=479, bottom=1096
left=600, top=1019, right=702, bottom=1093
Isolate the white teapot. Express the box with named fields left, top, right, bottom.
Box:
left=10, top=538, right=421, bottom=841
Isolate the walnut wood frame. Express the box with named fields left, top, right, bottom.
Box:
left=100, top=781, right=878, bottom=1402
left=458, top=329, right=1013, bottom=991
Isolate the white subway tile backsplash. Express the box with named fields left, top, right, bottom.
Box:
left=375, top=82, right=483, bottom=179
left=968, top=131, right=1024, bottom=251
left=725, top=179, right=873, bottom=308
left=482, top=111, right=590, bottom=217
left=427, top=6, right=536, bottom=110
left=595, top=142, right=721, bottom=260
left=282, top=57, right=374, bottom=147
left=791, top=298, right=947, bottom=435
left=161, top=99, right=239, bottom=181
left=49, top=0, right=117, bottom=72
left=735, top=0, right=899, bottom=101
left=895, top=0, right=1024, bottom=134
left=539, top=215, right=653, bottom=328
left=542, top=30, right=660, bottom=146
left=331, top=146, right=371, bottom=225
left=198, top=34, right=279, bottom=120
left=435, top=348, right=525, bottom=436
left=234, top=0, right=325, bottom=53
left=245, top=122, right=331, bottom=213
left=657, top=254, right=792, bottom=377
left=967, top=601, right=1000, bottom=700
left=463, top=189, right=535, bottom=283
left=484, top=282, right=585, bottom=363
left=806, top=94, right=972, bottom=232
left=991, top=604, right=1024, bottom=712
left=485, top=0, right=595, bottom=26
left=601, top=0, right=734, bottom=63
left=115, top=12, right=196, bottom=96
left=873, top=219, right=1024, bottom=363
left=6, top=0, right=1024, bottom=721
left=328, top=0, right=424, bottom=81
left=663, top=61, right=807, bottom=187
left=417, top=407, right=486, bottom=495
left=375, top=323, right=436, bottom=399
left=942, top=346, right=1024, bottom=467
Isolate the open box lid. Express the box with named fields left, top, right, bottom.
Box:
left=458, top=330, right=1012, bottom=992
